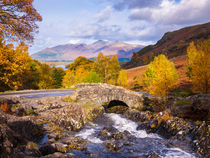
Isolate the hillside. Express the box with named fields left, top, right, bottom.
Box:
left=124, top=22, right=210, bottom=69
left=126, top=55, right=192, bottom=91
left=32, top=40, right=144, bottom=62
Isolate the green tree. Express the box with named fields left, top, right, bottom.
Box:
left=83, top=71, right=101, bottom=83
left=52, top=67, right=65, bottom=88
left=22, top=59, right=40, bottom=89
left=117, top=70, right=128, bottom=87
left=143, top=54, right=178, bottom=96
left=37, top=64, right=53, bottom=89
left=187, top=39, right=210, bottom=93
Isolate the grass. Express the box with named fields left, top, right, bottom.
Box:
left=84, top=102, right=98, bottom=109
left=26, top=109, right=36, bottom=116
left=62, top=96, right=77, bottom=103
left=173, top=89, right=194, bottom=97
left=175, top=100, right=192, bottom=106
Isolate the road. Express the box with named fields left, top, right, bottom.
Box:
left=0, top=89, right=75, bottom=98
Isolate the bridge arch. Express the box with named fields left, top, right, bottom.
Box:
left=71, top=83, right=145, bottom=109
left=104, top=100, right=129, bottom=109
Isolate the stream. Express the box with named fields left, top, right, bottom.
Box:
left=68, top=113, right=198, bottom=158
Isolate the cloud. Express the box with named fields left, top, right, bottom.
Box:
left=30, top=0, right=210, bottom=54
left=113, top=0, right=161, bottom=10
left=95, top=6, right=113, bottom=22
left=129, top=0, right=210, bottom=25
left=67, top=24, right=123, bottom=41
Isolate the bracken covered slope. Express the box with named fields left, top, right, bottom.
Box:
left=123, top=22, right=210, bottom=69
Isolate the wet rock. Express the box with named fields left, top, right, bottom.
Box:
left=192, top=121, right=210, bottom=157
left=54, top=142, right=68, bottom=152
left=44, top=152, right=80, bottom=158
left=61, top=136, right=87, bottom=151
left=39, top=143, right=57, bottom=156
left=105, top=105, right=128, bottom=114
left=103, top=141, right=121, bottom=152
left=135, top=110, right=209, bottom=157
left=48, top=132, right=60, bottom=140
left=43, top=152, right=66, bottom=158
left=98, top=127, right=118, bottom=140
left=20, top=142, right=42, bottom=157
left=148, top=152, right=160, bottom=158
left=124, top=109, right=152, bottom=122
left=137, top=122, right=150, bottom=131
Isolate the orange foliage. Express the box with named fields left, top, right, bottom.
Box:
left=0, top=101, right=10, bottom=113
left=0, top=0, right=42, bottom=43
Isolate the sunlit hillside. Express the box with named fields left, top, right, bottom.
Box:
left=126, top=55, right=192, bottom=91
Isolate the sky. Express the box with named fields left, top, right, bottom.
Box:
left=29, top=0, right=210, bottom=54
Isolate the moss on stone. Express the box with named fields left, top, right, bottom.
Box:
left=175, top=100, right=192, bottom=106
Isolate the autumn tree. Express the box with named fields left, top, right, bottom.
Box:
left=94, top=53, right=121, bottom=84
left=117, top=70, right=128, bottom=87
left=62, top=56, right=95, bottom=88
left=94, top=52, right=110, bottom=83
left=143, top=54, right=178, bottom=96
left=51, top=67, right=65, bottom=88
left=83, top=71, right=101, bottom=83
left=187, top=39, right=210, bottom=93
left=0, top=39, right=32, bottom=91
left=108, top=55, right=121, bottom=85
left=62, top=70, right=75, bottom=88
left=37, top=64, right=54, bottom=89
left=0, top=0, right=42, bottom=43
left=22, top=59, right=40, bottom=89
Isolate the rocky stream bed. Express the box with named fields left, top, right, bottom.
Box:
left=0, top=84, right=209, bottom=158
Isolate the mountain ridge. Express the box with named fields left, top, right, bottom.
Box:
left=32, top=40, right=144, bottom=61
left=123, top=22, right=210, bottom=69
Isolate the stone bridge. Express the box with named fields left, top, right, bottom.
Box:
left=71, top=83, right=145, bottom=109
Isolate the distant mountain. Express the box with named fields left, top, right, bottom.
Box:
left=32, top=40, right=144, bottom=62
left=123, top=22, right=210, bottom=69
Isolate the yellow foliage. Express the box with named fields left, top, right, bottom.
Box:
left=62, top=56, right=94, bottom=88
left=94, top=53, right=121, bottom=85
left=117, top=70, right=128, bottom=87
left=36, top=64, right=54, bottom=89
left=94, top=52, right=110, bottom=83
left=187, top=39, right=210, bottom=93
left=143, top=54, right=178, bottom=96
left=0, top=40, right=32, bottom=91
left=62, top=70, right=76, bottom=88
left=108, top=55, right=121, bottom=85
